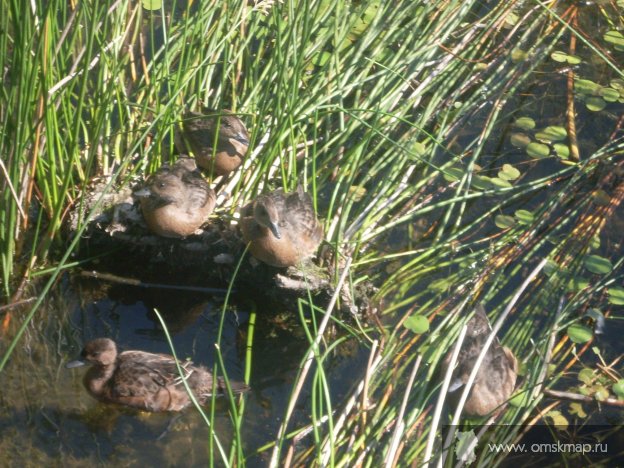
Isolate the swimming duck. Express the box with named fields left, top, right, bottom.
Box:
left=66, top=338, right=248, bottom=412
left=239, top=185, right=324, bottom=267
left=134, top=157, right=216, bottom=238
left=181, top=110, right=249, bottom=177
left=441, top=304, right=517, bottom=417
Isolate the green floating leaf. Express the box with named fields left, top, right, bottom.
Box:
left=586, top=96, right=607, bottom=112
left=604, top=30, right=624, bottom=51
left=428, top=278, right=450, bottom=292
left=546, top=410, right=569, bottom=428
left=535, top=126, right=567, bottom=142
left=613, top=380, right=624, bottom=400
left=553, top=143, right=570, bottom=159
left=513, top=117, right=535, bottom=130
left=511, top=48, right=527, bottom=62
left=566, top=276, right=589, bottom=292
left=471, top=175, right=493, bottom=190
left=498, top=163, right=521, bottom=180
left=610, top=78, right=624, bottom=90
left=142, top=0, right=162, bottom=10
left=569, top=402, right=587, bottom=418
left=443, top=167, right=464, bottom=182
left=584, top=254, right=612, bottom=274
left=348, top=185, right=367, bottom=202
left=313, top=51, right=332, bottom=67
left=495, top=214, right=516, bottom=229
left=595, top=385, right=610, bottom=401
left=608, top=287, right=624, bottom=305
left=404, top=315, right=430, bottom=334
left=600, top=87, right=620, bottom=102
left=411, top=141, right=427, bottom=157
left=526, top=142, right=550, bottom=159
left=567, top=323, right=593, bottom=344
left=578, top=368, right=595, bottom=384
left=550, top=51, right=580, bottom=64
left=510, top=132, right=531, bottom=148
left=514, top=209, right=534, bottom=224
left=490, top=177, right=512, bottom=188
left=575, top=78, right=600, bottom=94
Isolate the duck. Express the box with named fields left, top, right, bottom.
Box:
left=180, top=110, right=249, bottom=177
left=66, top=338, right=248, bottom=412
left=441, top=304, right=518, bottom=417
left=134, top=156, right=216, bottom=238
left=239, top=185, right=324, bottom=267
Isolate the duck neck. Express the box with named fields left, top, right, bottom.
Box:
left=84, top=362, right=116, bottom=397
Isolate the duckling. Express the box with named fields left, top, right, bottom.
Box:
left=180, top=110, right=249, bottom=177
left=134, top=157, right=216, bottom=238
left=239, top=185, right=324, bottom=267
left=66, top=338, right=248, bottom=412
left=441, top=304, right=518, bottom=417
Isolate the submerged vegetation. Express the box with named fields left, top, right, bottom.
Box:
left=1, top=0, right=623, bottom=466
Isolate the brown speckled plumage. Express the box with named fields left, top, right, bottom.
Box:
left=67, top=338, right=247, bottom=412
left=135, top=157, right=216, bottom=238
left=181, top=110, right=249, bottom=176
left=442, top=304, right=517, bottom=417
left=240, top=185, right=323, bottom=267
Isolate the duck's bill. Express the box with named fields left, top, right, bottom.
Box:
left=269, top=222, right=281, bottom=239
left=233, top=132, right=250, bottom=146
left=66, top=360, right=86, bottom=369
left=133, top=187, right=152, bottom=198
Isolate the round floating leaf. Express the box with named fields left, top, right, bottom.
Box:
left=569, top=402, right=587, bottom=418
left=513, top=117, right=535, bottom=130
left=585, top=96, right=606, bottom=112
left=550, top=51, right=580, bottom=64
left=142, top=0, right=162, bottom=9
left=608, top=287, right=624, bottom=305
left=443, top=167, right=464, bottom=182
left=471, top=175, right=493, bottom=190
left=578, top=368, right=595, bottom=384
left=595, top=386, right=610, bottom=401
left=490, top=177, right=512, bottom=188
left=613, top=380, right=624, bottom=400
left=511, top=48, right=527, bottom=62
left=510, top=132, right=531, bottom=147
left=546, top=410, right=568, bottom=428
left=553, top=143, right=570, bottom=159
left=348, top=185, right=367, bottom=202
left=566, top=276, right=589, bottom=292
left=504, top=12, right=519, bottom=26
left=495, top=214, right=516, bottom=229
left=604, top=30, right=624, bottom=51
left=536, top=126, right=567, bottom=142
left=567, top=323, right=593, bottom=344
left=411, top=141, right=427, bottom=157
left=515, top=209, right=534, bottom=224
left=600, top=87, right=620, bottom=102
left=575, top=78, right=600, bottom=94
left=590, top=234, right=600, bottom=250
left=584, top=254, right=612, bottom=274
left=498, top=163, right=521, bottom=180
left=611, top=78, right=624, bottom=90
left=428, top=278, right=450, bottom=292
left=526, top=142, right=550, bottom=159
left=543, top=259, right=561, bottom=276
left=404, top=315, right=430, bottom=334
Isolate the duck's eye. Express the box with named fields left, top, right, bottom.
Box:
left=158, top=182, right=166, bottom=188
left=224, top=121, right=232, bottom=128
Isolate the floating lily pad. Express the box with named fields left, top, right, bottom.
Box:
left=610, top=78, right=624, bottom=90
left=566, top=276, right=589, bottom=292
left=348, top=185, right=367, bottom=202
left=142, top=0, right=162, bottom=9
left=526, top=142, right=550, bottom=159
left=536, top=126, right=567, bottom=142
left=578, top=368, right=595, bottom=384
left=595, top=385, right=610, bottom=401
left=567, top=323, right=593, bottom=344
left=514, top=209, right=534, bottom=224
left=585, top=96, right=607, bottom=112
left=604, top=30, right=624, bottom=51
left=443, top=167, right=464, bottom=182
left=546, top=410, right=568, bottom=428
left=613, top=380, right=624, bottom=400
left=510, top=132, right=531, bottom=147
left=513, top=117, right=535, bottom=130
left=569, top=402, right=587, bottom=418
left=495, top=214, right=516, bottom=229
left=498, top=163, right=521, bottom=180
left=553, top=143, right=570, bottom=159
left=490, top=177, right=512, bottom=188
left=600, top=87, right=620, bottom=102
left=551, top=51, right=581, bottom=64
left=404, top=315, right=430, bottom=334
left=575, top=79, right=600, bottom=94
left=471, top=175, right=493, bottom=190
left=411, top=141, right=427, bottom=157
left=608, top=287, right=624, bottom=305
left=511, top=48, right=527, bottom=62
left=584, top=254, right=612, bottom=274
left=428, top=278, right=451, bottom=292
